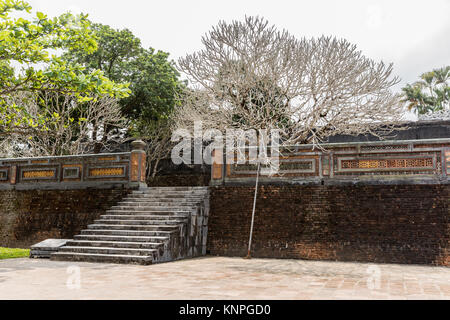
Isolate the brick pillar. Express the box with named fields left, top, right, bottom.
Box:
left=130, top=140, right=148, bottom=189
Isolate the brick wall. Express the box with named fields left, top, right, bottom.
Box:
left=0, top=188, right=131, bottom=248
left=208, top=184, right=449, bottom=266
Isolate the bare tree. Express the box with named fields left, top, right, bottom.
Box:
left=177, top=16, right=406, bottom=146
left=0, top=92, right=126, bottom=157
left=135, top=118, right=175, bottom=178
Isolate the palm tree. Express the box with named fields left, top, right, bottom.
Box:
left=402, top=66, right=450, bottom=115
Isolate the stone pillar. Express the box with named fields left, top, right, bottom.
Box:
left=130, top=140, right=148, bottom=189
left=10, top=165, right=17, bottom=185
left=211, top=149, right=224, bottom=186
left=445, top=149, right=450, bottom=176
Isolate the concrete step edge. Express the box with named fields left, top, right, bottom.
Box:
left=88, top=224, right=179, bottom=229
left=74, top=235, right=170, bottom=240
left=94, top=219, right=187, bottom=223
left=51, top=252, right=153, bottom=260
left=65, top=240, right=164, bottom=246
left=61, top=246, right=158, bottom=252
left=81, top=230, right=174, bottom=234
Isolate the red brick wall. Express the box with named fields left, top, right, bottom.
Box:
left=208, top=184, right=449, bottom=266
left=0, top=189, right=131, bottom=248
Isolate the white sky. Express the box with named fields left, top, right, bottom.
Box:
left=28, top=0, right=450, bottom=103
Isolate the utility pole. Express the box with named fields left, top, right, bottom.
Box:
left=245, top=161, right=261, bottom=259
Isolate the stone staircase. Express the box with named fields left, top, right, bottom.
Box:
left=51, top=187, right=209, bottom=265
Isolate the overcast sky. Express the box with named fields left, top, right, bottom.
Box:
left=29, top=0, right=450, bottom=92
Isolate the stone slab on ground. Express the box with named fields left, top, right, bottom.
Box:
left=30, top=239, right=71, bottom=258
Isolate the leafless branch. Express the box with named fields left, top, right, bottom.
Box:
left=176, top=16, right=407, bottom=148
left=0, top=92, right=126, bottom=157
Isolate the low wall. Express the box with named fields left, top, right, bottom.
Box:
left=0, top=141, right=148, bottom=248
left=0, top=188, right=130, bottom=248
left=208, top=138, right=449, bottom=266
left=0, top=149, right=146, bottom=191
left=207, top=184, right=449, bottom=266
left=212, top=139, right=450, bottom=186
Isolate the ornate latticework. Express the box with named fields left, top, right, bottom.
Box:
left=23, top=170, right=55, bottom=179
left=341, top=158, right=433, bottom=170
left=89, top=167, right=124, bottom=177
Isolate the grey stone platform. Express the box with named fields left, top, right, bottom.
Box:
left=30, top=239, right=70, bottom=258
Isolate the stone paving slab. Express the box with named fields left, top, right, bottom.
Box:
left=0, top=257, right=448, bottom=300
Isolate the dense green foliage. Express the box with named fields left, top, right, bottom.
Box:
left=63, top=23, right=184, bottom=128
left=402, top=66, right=450, bottom=115
left=0, top=0, right=130, bottom=135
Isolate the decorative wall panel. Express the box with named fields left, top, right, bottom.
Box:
left=339, top=157, right=434, bottom=172
left=88, top=167, right=125, bottom=178
left=22, top=169, right=56, bottom=180
left=229, top=159, right=316, bottom=175
left=446, top=150, right=450, bottom=174
left=216, top=140, right=449, bottom=183
left=63, top=167, right=80, bottom=179
left=0, top=169, right=8, bottom=181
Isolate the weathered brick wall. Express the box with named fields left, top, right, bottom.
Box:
left=208, top=184, right=449, bottom=266
left=0, top=188, right=131, bottom=248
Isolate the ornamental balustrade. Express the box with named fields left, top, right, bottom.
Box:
left=0, top=140, right=147, bottom=190
left=211, top=138, right=450, bottom=185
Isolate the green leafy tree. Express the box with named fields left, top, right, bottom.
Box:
left=402, top=66, right=450, bottom=115
left=63, top=23, right=184, bottom=124
left=0, top=0, right=130, bottom=135
left=63, top=22, right=185, bottom=169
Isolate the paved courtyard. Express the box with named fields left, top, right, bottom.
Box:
left=0, top=256, right=448, bottom=300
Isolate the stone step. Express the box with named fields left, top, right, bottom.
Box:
left=54, top=186, right=209, bottom=265
left=65, top=240, right=164, bottom=249
left=133, top=191, right=208, bottom=196
left=126, top=195, right=206, bottom=200
left=123, top=198, right=204, bottom=203
left=74, top=234, right=169, bottom=243
left=118, top=201, right=200, bottom=206
left=138, top=187, right=208, bottom=192
left=60, top=246, right=158, bottom=256
left=97, top=214, right=188, bottom=224
left=110, top=206, right=195, bottom=211
left=81, top=229, right=175, bottom=237
left=87, top=224, right=179, bottom=231
left=124, top=195, right=204, bottom=200
left=51, top=252, right=153, bottom=265
left=133, top=188, right=206, bottom=193
left=94, top=219, right=186, bottom=226
left=121, top=198, right=202, bottom=202
left=135, top=190, right=208, bottom=195
left=128, top=190, right=208, bottom=197
left=105, top=210, right=190, bottom=216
